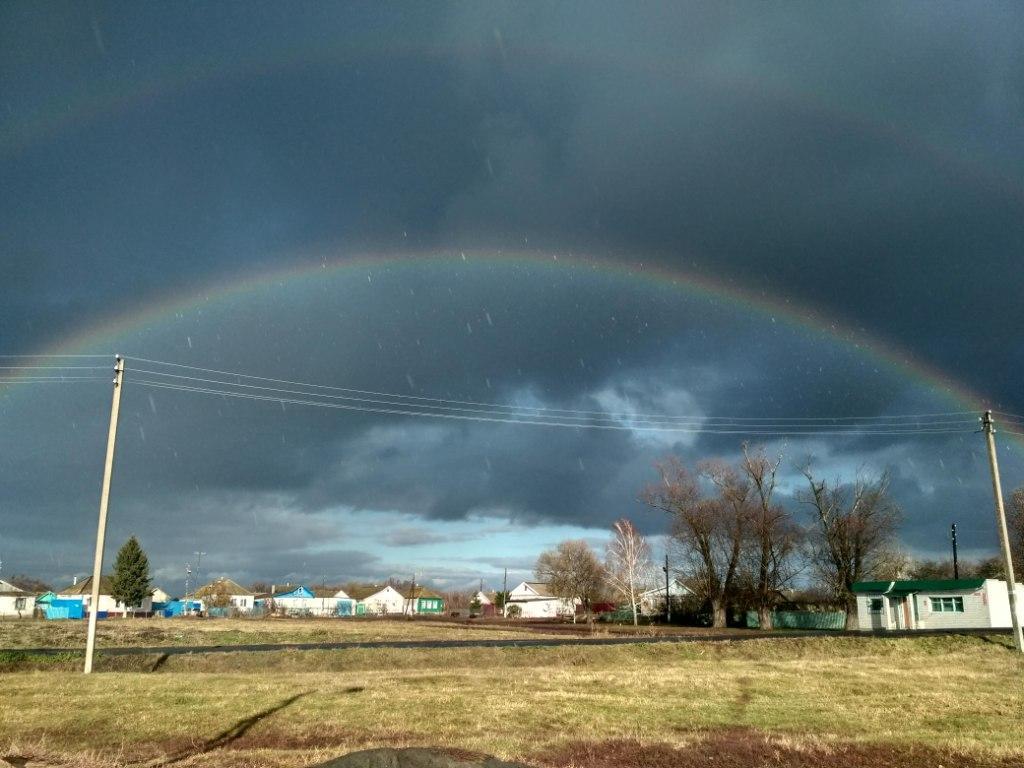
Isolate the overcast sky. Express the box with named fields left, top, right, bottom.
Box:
left=2, top=3, right=1023, bottom=593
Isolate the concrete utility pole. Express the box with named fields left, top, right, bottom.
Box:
left=981, top=411, right=1024, bottom=653
left=502, top=567, right=508, bottom=618
left=84, top=355, right=125, bottom=674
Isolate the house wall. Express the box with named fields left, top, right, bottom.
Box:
left=359, top=588, right=406, bottom=615
left=229, top=595, right=254, bottom=612
left=273, top=596, right=338, bottom=616
left=981, top=580, right=1024, bottom=629
left=59, top=593, right=145, bottom=616
left=912, top=588, right=990, bottom=630
left=855, top=580, right=1024, bottom=631
left=0, top=594, right=35, bottom=617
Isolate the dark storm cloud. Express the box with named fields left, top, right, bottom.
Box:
left=2, top=3, right=1023, bottom=585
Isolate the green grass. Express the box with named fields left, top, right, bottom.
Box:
left=1, top=634, right=1021, bottom=767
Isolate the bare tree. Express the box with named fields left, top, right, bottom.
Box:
left=739, top=444, right=802, bottom=630
left=605, top=518, right=654, bottom=625
left=642, top=457, right=749, bottom=628
left=535, top=539, right=606, bottom=625
left=798, top=464, right=902, bottom=629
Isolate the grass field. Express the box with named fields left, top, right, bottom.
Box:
left=0, top=616, right=573, bottom=649
left=1, top=633, right=1021, bottom=767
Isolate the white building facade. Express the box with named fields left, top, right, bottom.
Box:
left=853, top=578, right=1024, bottom=631
left=505, top=581, right=577, bottom=619
left=0, top=580, right=35, bottom=618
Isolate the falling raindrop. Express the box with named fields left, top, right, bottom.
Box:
left=186, top=336, right=193, bottom=349
left=485, top=311, right=493, bottom=326
left=148, top=393, right=157, bottom=415
left=406, top=373, right=416, bottom=390
left=578, top=457, right=585, bottom=471
left=466, top=322, right=473, bottom=334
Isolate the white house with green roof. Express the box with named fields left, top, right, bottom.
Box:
left=852, top=578, right=1024, bottom=631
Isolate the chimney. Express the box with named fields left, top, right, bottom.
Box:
left=271, top=584, right=276, bottom=594
left=73, top=576, right=78, bottom=586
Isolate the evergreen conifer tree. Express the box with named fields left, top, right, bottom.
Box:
left=111, top=536, right=152, bottom=610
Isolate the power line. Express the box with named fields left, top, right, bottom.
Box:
left=131, top=378, right=975, bottom=437
left=0, top=354, right=113, bottom=359
left=127, top=368, right=978, bottom=429
left=0, top=365, right=111, bottom=370
left=126, top=356, right=982, bottom=425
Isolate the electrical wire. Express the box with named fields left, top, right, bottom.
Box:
left=126, top=367, right=979, bottom=430
left=125, top=356, right=983, bottom=425
left=131, top=377, right=976, bottom=437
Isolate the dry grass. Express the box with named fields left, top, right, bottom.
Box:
left=0, top=616, right=566, bottom=649
left=1, top=634, right=1021, bottom=767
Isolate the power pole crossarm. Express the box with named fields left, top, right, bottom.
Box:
left=981, top=411, right=1024, bottom=653
left=84, top=355, right=125, bottom=674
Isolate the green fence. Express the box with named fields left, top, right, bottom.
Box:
left=745, top=610, right=845, bottom=630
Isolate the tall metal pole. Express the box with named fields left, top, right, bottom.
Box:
left=950, top=523, right=959, bottom=580
left=84, top=355, right=125, bottom=674
left=981, top=411, right=1024, bottom=653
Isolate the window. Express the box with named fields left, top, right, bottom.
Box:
left=930, top=596, right=964, bottom=613
left=868, top=598, right=883, bottom=613
left=15, top=597, right=26, bottom=610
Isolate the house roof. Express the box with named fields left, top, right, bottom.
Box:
left=852, top=578, right=986, bottom=594
left=0, top=579, right=29, bottom=597
left=522, top=581, right=554, bottom=597
left=405, top=585, right=443, bottom=600
left=58, top=575, right=114, bottom=596
left=346, top=584, right=394, bottom=600
left=194, top=577, right=254, bottom=597
left=272, top=585, right=314, bottom=599
left=312, top=586, right=341, bottom=599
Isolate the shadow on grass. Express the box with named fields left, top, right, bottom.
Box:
left=149, top=691, right=310, bottom=766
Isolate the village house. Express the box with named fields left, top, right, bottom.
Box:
left=347, top=585, right=406, bottom=615
left=194, top=577, right=256, bottom=613
left=472, top=590, right=498, bottom=617
left=852, top=578, right=1024, bottom=631
left=0, top=579, right=35, bottom=618
left=405, top=585, right=446, bottom=615
left=638, top=579, right=693, bottom=617
left=505, top=581, right=577, bottom=619
left=57, top=575, right=146, bottom=616
left=260, top=584, right=356, bottom=616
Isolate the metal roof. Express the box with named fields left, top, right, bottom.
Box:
left=852, top=578, right=986, bottom=594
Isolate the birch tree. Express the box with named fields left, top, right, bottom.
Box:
left=605, top=518, right=653, bottom=625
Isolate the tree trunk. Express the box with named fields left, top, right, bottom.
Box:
left=711, top=598, right=727, bottom=628
left=757, top=605, right=773, bottom=631
left=844, top=598, right=858, bottom=630
left=630, top=584, right=638, bottom=626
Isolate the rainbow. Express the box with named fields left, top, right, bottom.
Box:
left=9, top=248, right=995, bottom=422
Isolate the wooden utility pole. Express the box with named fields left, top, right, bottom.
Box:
left=84, top=355, right=125, bottom=674
left=502, top=567, right=508, bottom=619
left=950, top=523, right=959, bottom=580
left=663, top=552, right=671, bottom=624
left=981, top=411, right=1024, bottom=653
